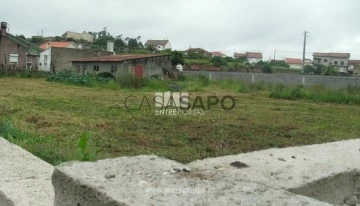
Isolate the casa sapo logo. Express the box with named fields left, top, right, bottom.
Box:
left=124, top=92, right=236, bottom=116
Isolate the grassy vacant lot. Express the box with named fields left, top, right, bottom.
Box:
left=0, top=77, right=359, bottom=165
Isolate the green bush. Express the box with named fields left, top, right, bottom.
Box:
left=47, top=71, right=114, bottom=87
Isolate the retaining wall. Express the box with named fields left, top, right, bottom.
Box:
left=183, top=71, right=360, bottom=89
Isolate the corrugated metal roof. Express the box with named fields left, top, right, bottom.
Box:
left=72, top=54, right=169, bottom=62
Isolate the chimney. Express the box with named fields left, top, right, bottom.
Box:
left=45, top=42, right=50, bottom=50
left=1, top=22, right=7, bottom=37
left=107, top=41, right=114, bottom=54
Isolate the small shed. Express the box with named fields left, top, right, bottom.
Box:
left=71, top=54, right=171, bottom=79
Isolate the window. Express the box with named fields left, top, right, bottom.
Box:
left=44, top=55, right=48, bottom=66
left=334, top=61, right=338, bottom=65
left=314, top=58, right=321, bottom=63
left=323, top=59, right=328, bottom=63
left=10, top=54, right=18, bottom=64
left=340, top=61, right=344, bottom=65
left=111, top=65, right=117, bottom=73
left=93, top=65, right=99, bottom=73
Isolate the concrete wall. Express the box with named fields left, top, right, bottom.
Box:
left=289, top=64, right=301, bottom=70
left=51, top=139, right=360, bottom=206
left=0, top=137, right=54, bottom=206
left=353, top=65, right=360, bottom=76
left=183, top=71, right=360, bottom=89
left=39, top=48, right=52, bottom=71
left=50, top=48, right=113, bottom=72
left=72, top=55, right=171, bottom=79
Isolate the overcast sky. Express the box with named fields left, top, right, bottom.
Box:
left=2, top=0, right=360, bottom=59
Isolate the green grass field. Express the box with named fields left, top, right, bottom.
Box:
left=0, top=77, right=359, bottom=165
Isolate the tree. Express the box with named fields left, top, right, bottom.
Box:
left=304, top=65, right=314, bottom=74
left=171, top=51, right=184, bottom=66
left=314, top=64, right=326, bottom=74
left=262, top=65, right=273, bottom=73
left=255, top=61, right=272, bottom=73
left=236, top=56, right=248, bottom=63
left=269, top=60, right=290, bottom=68
left=16, top=35, right=26, bottom=40
left=324, top=66, right=338, bottom=76
left=211, top=56, right=227, bottom=67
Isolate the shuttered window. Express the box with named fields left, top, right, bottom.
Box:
left=10, top=54, right=18, bottom=64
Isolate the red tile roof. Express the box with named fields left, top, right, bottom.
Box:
left=285, top=58, right=302, bottom=65
left=40, top=42, right=74, bottom=50
left=313, top=52, right=350, bottom=58
left=72, top=54, right=169, bottom=62
left=234, top=52, right=262, bottom=58
left=246, top=52, right=263, bottom=59
left=211, top=51, right=226, bottom=57
left=234, top=53, right=246, bottom=58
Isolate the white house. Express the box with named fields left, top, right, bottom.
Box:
left=144, top=40, right=171, bottom=51
left=176, top=64, right=183, bottom=72
left=285, top=58, right=302, bottom=69
left=38, top=42, right=78, bottom=71
left=313, top=52, right=350, bottom=73
left=39, top=48, right=51, bottom=71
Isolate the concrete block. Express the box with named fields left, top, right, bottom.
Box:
left=0, top=138, right=54, bottom=206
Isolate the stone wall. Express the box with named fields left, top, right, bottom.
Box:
left=183, top=71, right=360, bottom=89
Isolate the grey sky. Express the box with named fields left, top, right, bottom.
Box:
left=2, top=0, right=360, bottom=59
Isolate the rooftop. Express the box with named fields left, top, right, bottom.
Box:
left=211, top=51, right=226, bottom=57
left=313, top=52, right=350, bottom=58
left=144, top=40, right=169, bottom=46
left=72, top=54, right=169, bottom=62
left=39, top=42, right=75, bottom=50
left=6, top=34, right=42, bottom=55
left=234, top=52, right=263, bottom=59
left=285, top=58, right=302, bottom=65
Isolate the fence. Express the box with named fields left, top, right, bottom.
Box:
left=183, top=71, right=360, bottom=89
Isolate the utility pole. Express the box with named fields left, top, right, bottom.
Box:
left=274, top=49, right=276, bottom=61
left=302, top=31, right=309, bottom=72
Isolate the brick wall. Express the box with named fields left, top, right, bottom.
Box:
left=0, top=35, right=27, bottom=68
left=183, top=71, right=360, bottom=89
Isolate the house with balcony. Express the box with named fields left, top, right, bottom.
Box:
left=312, top=52, right=350, bottom=73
